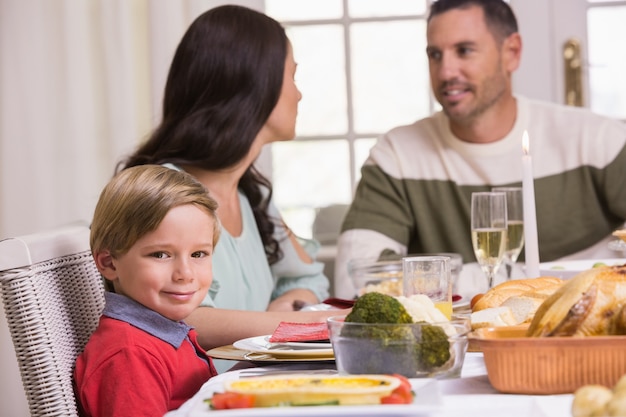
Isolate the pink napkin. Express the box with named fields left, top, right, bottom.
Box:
left=322, top=297, right=355, bottom=309
left=268, top=321, right=329, bottom=343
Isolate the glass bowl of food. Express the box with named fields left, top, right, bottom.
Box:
left=348, top=253, right=463, bottom=297
left=327, top=315, right=470, bottom=379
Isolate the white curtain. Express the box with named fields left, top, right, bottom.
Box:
left=0, top=0, right=260, bottom=240
left=0, top=1, right=261, bottom=415
left=1, top=0, right=155, bottom=239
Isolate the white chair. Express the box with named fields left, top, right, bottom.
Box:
left=0, top=225, right=104, bottom=417
left=312, top=204, right=350, bottom=246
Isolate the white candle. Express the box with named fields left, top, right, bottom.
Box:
left=522, top=131, right=540, bottom=277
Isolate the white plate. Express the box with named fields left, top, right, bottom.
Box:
left=189, top=403, right=436, bottom=417
left=233, top=335, right=334, bottom=358
left=539, top=258, right=625, bottom=279
left=262, top=336, right=331, bottom=349
left=184, top=378, right=441, bottom=417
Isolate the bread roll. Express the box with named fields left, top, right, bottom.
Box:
left=607, top=394, right=626, bottom=417
left=501, top=295, right=544, bottom=324
left=571, top=385, right=612, bottom=417
left=472, top=277, right=564, bottom=312
left=470, top=306, right=518, bottom=330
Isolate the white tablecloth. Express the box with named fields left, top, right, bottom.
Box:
left=165, top=352, right=573, bottom=417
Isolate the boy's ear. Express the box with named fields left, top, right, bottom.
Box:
left=93, top=251, right=117, bottom=281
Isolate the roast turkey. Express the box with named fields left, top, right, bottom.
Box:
left=526, top=263, right=626, bottom=337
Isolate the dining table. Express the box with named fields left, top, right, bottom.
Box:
left=165, top=263, right=581, bottom=417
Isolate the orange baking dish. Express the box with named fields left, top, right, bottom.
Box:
left=472, top=326, right=626, bottom=394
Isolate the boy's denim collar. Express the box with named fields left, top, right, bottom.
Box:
left=103, top=292, right=192, bottom=349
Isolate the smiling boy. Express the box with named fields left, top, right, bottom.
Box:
left=74, top=165, right=220, bottom=417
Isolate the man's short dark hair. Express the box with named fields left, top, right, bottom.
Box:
left=428, top=0, right=518, bottom=43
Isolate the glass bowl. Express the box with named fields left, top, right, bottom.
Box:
left=327, top=315, right=470, bottom=379
left=348, top=253, right=463, bottom=297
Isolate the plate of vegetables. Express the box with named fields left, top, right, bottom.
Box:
left=189, top=373, right=441, bottom=416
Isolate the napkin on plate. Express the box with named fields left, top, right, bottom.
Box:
left=322, top=297, right=355, bottom=309
left=268, top=321, right=330, bottom=343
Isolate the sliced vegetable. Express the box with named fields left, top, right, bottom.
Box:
left=394, top=374, right=413, bottom=397
left=381, top=393, right=409, bottom=404
left=207, top=392, right=255, bottom=409
left=381, top=374, right=414, bottom=404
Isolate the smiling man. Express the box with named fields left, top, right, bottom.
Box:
left=334, top=0, right=626, bottom=299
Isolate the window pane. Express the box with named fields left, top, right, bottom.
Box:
left=588, top=6, right=626, bottom=118
left=265, top=0, right=343, bottom=21
left=348, top=0, right=427, bottom=17
left=272, top=140, right=351, bottom=206
left=351, top=20, right=430, bottom=133
left=354, top=138, right=377, bottom=183
left=272, top=140, right=351, bottom=236
left=286, top=25, right=348, bottom=135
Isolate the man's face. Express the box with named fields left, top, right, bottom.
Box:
left=426, top=5, right=515, bottom=125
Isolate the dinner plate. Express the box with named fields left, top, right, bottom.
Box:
left=262, top=335, right=331, bottom=349
left=189, top=404, right=435, bottom=416
left=233, top=335, right=335, bottom=358
left=206, top=345, right=334, bottom=363
left=539, top=258, right=625, bottom=279
left=453, top=299, right=471, bottom=310
left=184, top=377, right=441, bottom=417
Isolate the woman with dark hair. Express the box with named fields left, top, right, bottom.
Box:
left=118, top=5, right=343, bottom=364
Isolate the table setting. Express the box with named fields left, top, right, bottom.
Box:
left=169, top=237, right=626, bottom=417
left=169, top=238, right=626, bottom=416
left=166, top=137, right=626, bottom=416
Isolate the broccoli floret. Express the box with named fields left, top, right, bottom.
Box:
left=345, top=292, right=413, bottom=324
left=413, top=323, right=451, bottom=369
left=337, top=292, right=452, bottom=376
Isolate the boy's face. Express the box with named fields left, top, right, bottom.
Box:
left=98, top=204, right=215, bottom=322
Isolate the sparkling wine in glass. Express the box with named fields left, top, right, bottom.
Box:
left=471, top=192, right=507, bottom=288
left=492, top=187, right=524, bottom=279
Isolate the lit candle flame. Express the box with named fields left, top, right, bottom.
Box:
left=522, top=131, right=530, bottom=155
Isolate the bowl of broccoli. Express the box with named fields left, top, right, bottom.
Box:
left=327, top=292, right=470, bottom=379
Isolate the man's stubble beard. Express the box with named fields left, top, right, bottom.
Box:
left=440, top=65, right=508, bottom=127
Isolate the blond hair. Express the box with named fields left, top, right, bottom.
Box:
left=90, top=165, right=219, bottom=261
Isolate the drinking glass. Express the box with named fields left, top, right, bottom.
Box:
left=402, top=256, right=452, bottom=319
left=471, top=192, right=508, bottom=289
left=492, top=187, right=524, bottom=279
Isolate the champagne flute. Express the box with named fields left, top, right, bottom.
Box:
left=471, top=192, right=507, bottom=289
left=492, top=187, right=524, bottom=279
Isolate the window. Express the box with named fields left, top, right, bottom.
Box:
left=265, top=0, right=436, bottom=238
left=587, top=3, right=626, bottom=118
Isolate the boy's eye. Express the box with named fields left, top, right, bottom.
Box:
left=191, top=251, right=209, bottom=258
left=150, top=252, right=168, bottom=259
